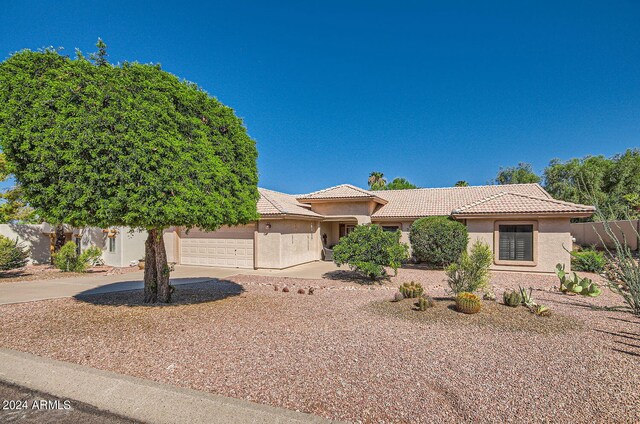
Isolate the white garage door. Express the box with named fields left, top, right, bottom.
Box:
left=180, top=226, right=254, bottom=269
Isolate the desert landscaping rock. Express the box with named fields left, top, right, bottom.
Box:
left=0, top=269, right=638, bottom=423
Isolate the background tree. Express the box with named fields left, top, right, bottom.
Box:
left=543, top=149, right=640, bottom=220
left=0, top=43, right=259, bottom=303
left=454, top=180, right=469, bottom=187
left=0, top=153, right=39, bottom=224
left=368, top=171, right=386, bottom=190
left=382, top=177, right=418, bottom=190
left=493, top=162, right=541, bottom=185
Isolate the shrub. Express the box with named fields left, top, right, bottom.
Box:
left=333, top=224, right=409, bottom=280
left=445, top=240, right=493, bottom=294
left=0, top=235, right=29, bottom=271
left=571, top=248, right=605, bottom=273
left=409, top=216, right=468, bottom=267
left=53, top=242, right=102, bottom=272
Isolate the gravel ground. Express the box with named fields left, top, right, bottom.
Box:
left=0, top=265, right=139, bottom=283
left=0, top=380, right=138, bottom=423
left=0, top=268, right=638, bottom=423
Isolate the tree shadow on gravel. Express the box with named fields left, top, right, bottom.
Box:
left=73, top=278, right=244, bottom=307
left=322, top=270, right=389, bottom=285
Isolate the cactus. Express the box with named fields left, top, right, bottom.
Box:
left=483, top=288, right=496, bottom=301
left=455, top=292, right=481, bottom=314
left=282, top=286, right=289, bottom=293
left=503, top=289, right=522, bottom=307
left=399, top=282, right=424, bottom=298
left=519, top=286, right=535, bottom=308
left=393, top=291, right=404, bottom=302
left=308, top=287, right=315, bottom=295
left=416, top=295, right=435, bottom=311
left=556, top=263, right=602, bottom=297
left=297, top=288, right=306, bottom=294
left=533, top=304, right=551, bottom=317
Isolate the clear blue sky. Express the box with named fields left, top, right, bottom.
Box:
left=1, top=1, right=639, bottom=194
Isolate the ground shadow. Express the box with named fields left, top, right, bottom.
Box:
left=73, top=278, right=244, bottom=307
left=321, top=270, right=389, bottom=285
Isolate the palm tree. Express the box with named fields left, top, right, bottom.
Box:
left=368, top=171, right=386, bottom=190
left=454, top=180, right=469, bottom=187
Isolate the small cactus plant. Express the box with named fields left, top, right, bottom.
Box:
left=393, top=291, right=404, bottom=302
left=308, top=287, right=315, bottom=295
left=282, top=286, right=289, bottom=293
left=533, top=304, right=551, bottom=317
left=483, top=288, right=496, bottom=301
left=399, top=282, right=424, bottom=298
left=455, top=292, right=481, bottom=314
left=503, top=289, right=522, bottom=307
left=416, top=295, right=435, bottom=311
left=556, top=263, right=602, bottom=297
left=297, top=288, right=305, bottom=294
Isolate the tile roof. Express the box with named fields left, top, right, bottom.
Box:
left=451, top=192, right=596, bottom=216
left=370, top=183, right=555, bottom=218
left=297, top=184, right=383, bottom=201
left=257, top=188, right=323, bottom=218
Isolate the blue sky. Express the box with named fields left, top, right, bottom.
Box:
left=1, top=1, right=639, bottom=194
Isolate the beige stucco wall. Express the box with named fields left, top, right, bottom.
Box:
left=101, top=227, right=147, bottom=267
left=307, top=200, right=375, bottom=224
left=256, top=219, right=321, bottom=269
left=571, top=220, right=639, bottom=251
left=0, top=224, right=51, bottom=264
left=466, top=217, right=572, bottom=273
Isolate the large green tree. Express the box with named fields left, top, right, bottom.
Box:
left=493, top=162, right=541, bottom=185
left=383, top=177, right=418, bottom=190
left=0, top=42, right=259, bottom=302
left=544, top=149, right=640, bottom=220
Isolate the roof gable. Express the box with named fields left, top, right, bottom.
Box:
left=258, top=188, right=322, bottom=218
left=451, top=192, right=596, bottom=216
left=297, top=184, right=386, bottom=203
left=370, top=183, right=552, bottom=218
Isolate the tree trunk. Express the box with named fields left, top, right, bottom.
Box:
left=50, top=224, right=68, bottom=264
left=143, top=228, right=172, bottom=303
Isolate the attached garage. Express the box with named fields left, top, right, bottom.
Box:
left=179, top=225, right=255, bottom=269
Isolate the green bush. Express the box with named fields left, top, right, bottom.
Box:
left=445, top=240, right=493, bottom=294
left=53, top=242, right=102, bottom=272
left=409, top=216, right=468, bottom=267
left=571, top=248, right=605, bottom=273
left=0, top=235, right=29, bottom=271
left=333, top=224, right=409, bottom=280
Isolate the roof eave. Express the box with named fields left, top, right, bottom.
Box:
left=451, top=211, right=595, bottom=219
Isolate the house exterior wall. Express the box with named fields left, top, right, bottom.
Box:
left=0, top=224, right=50, bottom=264
left=308, top=201, right=375, bottom=224
left=101, top=227, right=147, bottom=267
left=466, top=217, right=572, bottom=273
left=256, top=219, right=321, bottom=269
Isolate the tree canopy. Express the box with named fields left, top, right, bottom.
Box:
left=454, top=180, right=469, bottom=187
left=368, top=172, right=417, bottom=190
left=492, top=162, right=541, bottom=185
left=0, top=42, right=259, bottom=302
left=368, top=171, right=386, bottom=190
left=383, top=177, right=418, bottom=190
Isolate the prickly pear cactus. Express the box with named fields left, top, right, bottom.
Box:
left=503, top=289, right=522, bottom=307
left=455, top=292, right=481, bottom=314
left=556, top=263, right=602, bottom=297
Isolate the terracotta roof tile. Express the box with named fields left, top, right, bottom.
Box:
left=257, top=188, right=323, bottom=218
left=370, top=183, right=556, bottom=218
left=451, top=192, right=596, bottom=215
left=297, top=184, right=379, bottom=200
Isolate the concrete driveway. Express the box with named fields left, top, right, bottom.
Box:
left=0, top=261, right=341, bottom=305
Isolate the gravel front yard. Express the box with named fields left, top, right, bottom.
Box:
left=0, top=265, right=139, bottom=284
left=0, top=269, right=638, bottom=423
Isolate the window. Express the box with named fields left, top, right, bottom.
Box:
left=382, top=225, right=400, bottom=232
left=108, top=236, right=116, bottom=253
left=498, top=225, right=533, bottom=261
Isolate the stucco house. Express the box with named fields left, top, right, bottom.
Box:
left=156, top=183, right=594, bottom=273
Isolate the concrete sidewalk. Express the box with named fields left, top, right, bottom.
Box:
left=0, top=347, right=331, bottom=424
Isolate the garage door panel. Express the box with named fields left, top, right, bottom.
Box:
left=180, top=225, right=254, bottom=269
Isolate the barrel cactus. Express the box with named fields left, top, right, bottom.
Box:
left=503, top=289, right=522, bottom=307
left=455, top=292, right=481, bottom=314
left=399, top=282, right=424, bottom=298
left=416, top=295, right=435, bottom=311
